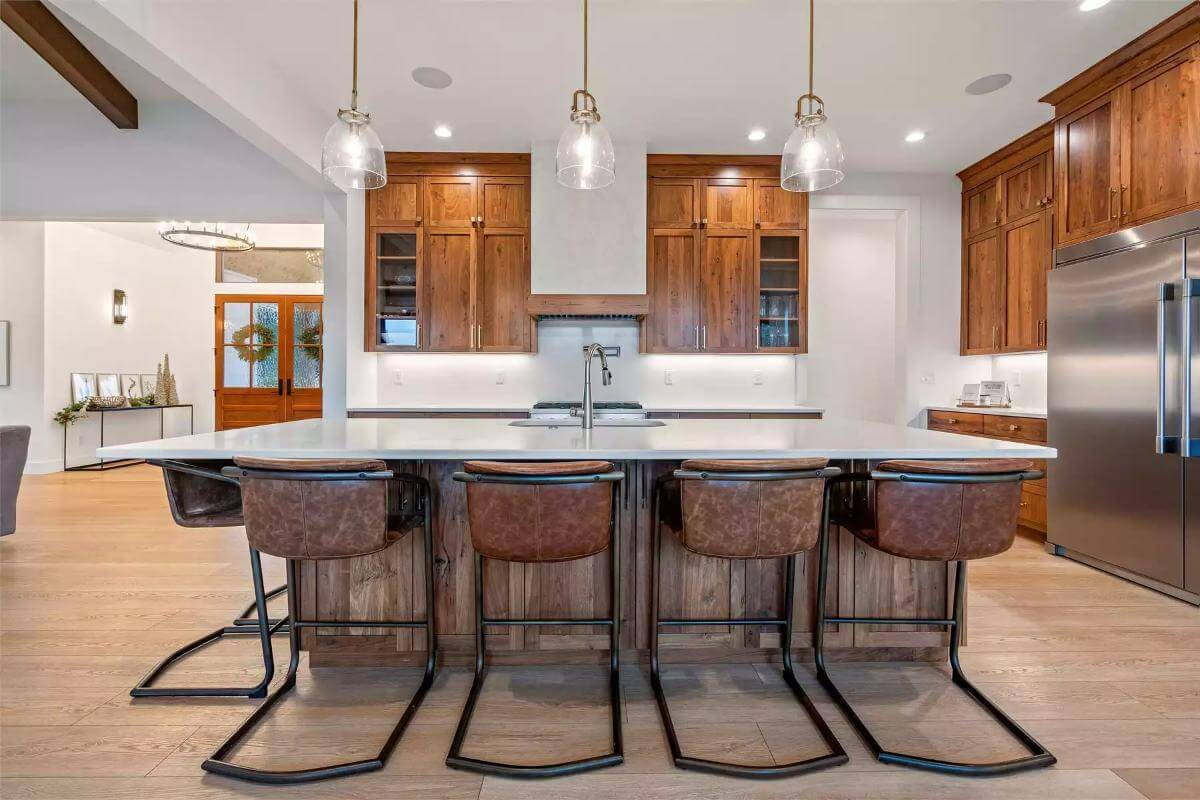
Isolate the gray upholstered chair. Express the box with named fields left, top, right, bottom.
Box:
left=1, top=425, right=31, bottom=535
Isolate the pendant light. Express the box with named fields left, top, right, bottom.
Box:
left=321, top=0, right=386, bottom=191
left=556, top=0, right=615, bottom=190
left=781, top=0, right=844, bottom=192
left=158, top=221, right=255, bottom=252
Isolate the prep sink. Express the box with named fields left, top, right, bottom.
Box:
left=509, top=418, right=666, bottom=427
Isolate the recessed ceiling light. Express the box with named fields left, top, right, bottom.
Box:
left=965, top=73, right=1012, bottom=96
left=1078, top=0, right=1111, bottom=10
left=411, top=66, right=453, bottom=90
left=905, top=130, right=926, bottom=143
left=434, top=124, right=453, bottom=139
left=747, top=128, right=767, bottom=142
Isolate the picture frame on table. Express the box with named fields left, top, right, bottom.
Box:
left=96, top=373, right=121, bottom=397
left=139, top=373, right=157, bottom=397
left=70, top=373, right=97, bottom=404
left=119, top=374, right=141, bottom=398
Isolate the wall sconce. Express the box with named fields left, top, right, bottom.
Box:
left=112, top=289, right=128, bottom=324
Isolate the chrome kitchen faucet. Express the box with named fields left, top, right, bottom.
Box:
left=572, top=343, right=613, bottom=429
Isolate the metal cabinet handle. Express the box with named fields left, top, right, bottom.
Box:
left=755, top=328, right=760, bottom=350
left=701, top=325, right=707, bottom=350
left=945, top=418, right=957, bottom=425
left=415, top=215, right=423, bottom=225
left=416, top=322, right=421, bottom=348
left=992, top=326, right=998, bottom=349
left=700, top=217, right=708, bottom=228
left=755, top=219, right=762, bottom=228
left=1006, top=424, right=1020, bottom=432
left=1121, top=185, right=1130, bottom=219
left=477, top=324, right=483, bottom=349
left=1109, top=188, right=1120, bottom=220
left=694, top=325, right=700, bottom=350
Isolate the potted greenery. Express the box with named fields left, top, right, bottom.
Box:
left=53, top=400, right=88, bottom=427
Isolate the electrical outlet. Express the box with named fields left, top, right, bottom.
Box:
left=663, top=370, right=674, bottom=386
left=392, top=370, right=403, bottom=385
left=752, top=370, right=764, bottom=386
left=920, top=371, right=935, bottom=385
left=495, top=370, right=506, bottom=385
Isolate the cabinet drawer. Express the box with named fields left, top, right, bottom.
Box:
left=983, top=415, right=1046, bottom=443
left=1019, top=489, right=1047, bottom=531
left=927, top=410, right=984, bottom=434
left=1022, top=458, right=1048, bottom=495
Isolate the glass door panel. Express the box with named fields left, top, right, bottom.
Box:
left=756, top=233, right=804, bottom=351
left=285, top=297, right=323, bottom=421
left=373, top=231, right=420, bottom=349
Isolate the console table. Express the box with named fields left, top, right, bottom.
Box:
left=64, top=404, right=194, bottom=472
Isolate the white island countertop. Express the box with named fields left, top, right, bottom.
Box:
left=98, top=417, right=1055, bottom=461
left=926, top=405, right=1048, bottom=419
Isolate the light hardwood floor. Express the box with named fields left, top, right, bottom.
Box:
left=2, top=466, right=1198, bottom=799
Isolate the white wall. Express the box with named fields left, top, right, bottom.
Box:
left=992, top=352, right=1048, bottom=409
left=806, top=211, right=898, bottom=423
left=9, top=222, right=321, bottom=472
left=0, top=222, right=52, bottom=470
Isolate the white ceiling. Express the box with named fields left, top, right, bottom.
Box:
left=76, top=0, right=1187, bottom=175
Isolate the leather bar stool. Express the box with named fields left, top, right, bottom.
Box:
left=650, top=458, right=848, bottom=778
left=814, top=458, right=1055, bottom=776
left=131, top=460, right=289, bottom=698
left=201, top=457, right=436, bottom=784
left=447, top=460, right=624, bottom=778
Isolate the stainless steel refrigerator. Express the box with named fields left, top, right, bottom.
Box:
left=1048, top=210, right=1199, bottom=604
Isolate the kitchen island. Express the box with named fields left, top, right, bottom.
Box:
left=99, top=417, right=1054, bottom=666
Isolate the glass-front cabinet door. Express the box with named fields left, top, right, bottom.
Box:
left=370, top=228, right=421, bottom=350
left=754, top=231, right=807, bottom=352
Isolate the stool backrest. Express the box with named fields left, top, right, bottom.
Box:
left=675, top=459, right=840, bottom=559
left=454, top=461, right=621, bottom=563
left=155, top=460, right=243, bottom=528
left=223, top=457, right=393, bottom=560
left=872, top=460, right=1042, bottom=561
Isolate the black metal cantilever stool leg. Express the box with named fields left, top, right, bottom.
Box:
left=649, top=465, right=848, bottom=778
left=813, top=467, right=1056, bottom=776
left=201, top=464, right=437, bottom=784
left=132, top=459, right=289, bottom=698
left=445, top=465, right=624, bottom=778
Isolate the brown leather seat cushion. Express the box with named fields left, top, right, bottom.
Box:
left=877, top=459, right=1033, bottom=475
left=681, top=458, right=829, bottom=472
left=234, top=456, right=387, bottom=472
left=161, top=467, right=242, bottom=528
left=465, top=460, right=613, bottom=476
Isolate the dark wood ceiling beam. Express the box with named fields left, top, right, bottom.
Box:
left=1, top=0, right=137, bottom=128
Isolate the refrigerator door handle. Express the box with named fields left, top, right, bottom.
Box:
left=1158, top=281, right=1181, bottom=455
left=1184, top=278, right=1199, bottom=457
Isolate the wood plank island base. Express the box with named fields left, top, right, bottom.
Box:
left=98, top=418, right=1055, bottom=668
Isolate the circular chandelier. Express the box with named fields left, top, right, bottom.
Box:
left=157, top=221, right=255, bottom=252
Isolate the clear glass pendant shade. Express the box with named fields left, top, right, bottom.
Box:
left=556, top=112, right=615, bottom=190
left=321, top=110, right=387, bottom=191
left=781, top=115, right=845, bottom=192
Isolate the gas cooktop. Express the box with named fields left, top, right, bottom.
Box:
left=532, top=401, right=643, bottom=410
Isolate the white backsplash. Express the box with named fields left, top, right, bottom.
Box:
left=990, top=352, right=1048, bottom=409
left=373, top=321, right=800, bottom=408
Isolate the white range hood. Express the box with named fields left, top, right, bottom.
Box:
left=528, top=139, right=647, bottom=317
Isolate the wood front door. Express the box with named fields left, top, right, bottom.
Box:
left=215, top=294, right=323, bottom=430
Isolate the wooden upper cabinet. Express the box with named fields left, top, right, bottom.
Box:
left=964, top=180, right=1001, bottom=237
left=702, top=179, right=753, bottom=229
left=371, top=176, right=422, bottom=226
left=425, top=176, right=477, bottom=229
left=754, top=179, right=806, bottom=229
left=1056, top=91, right=1123, bottom=247
left=699, top=231, right=753, bottom=352
left=1123, top=49, right=1200, bottom=225
left=1002, top=152, right=1052, bottom=224
left=423, top=230, right=474, bottom=351
left=1003, top=211, right=1051, bottom=352
left=646, top=229, right=701, bottom=352
left=962, top=233, right=1003, bottom=354
left=476, top=229, right=529, bottom=352
left=648, top=178, right=699, bottom=228
left=480, top=177, right=529, bottom=229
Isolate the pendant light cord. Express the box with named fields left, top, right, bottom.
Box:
left=351, top=0, right=359, bottom=110
left=583, top=0, right=589, bottom=95
left=808, top=0, right=814, bottom=99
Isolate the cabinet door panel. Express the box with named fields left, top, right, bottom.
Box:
left=754, top=179, right=806, bottom=230
left=477, top=230, right=529, bottom=352
left=648, top=179, right=699, bottom=229
left=371, top=176, right=422, bottom=226
left=1003, top=153, right=1052, bottom=224
left=1057, top=92, right=1121, bottom=246
left=480, top=177, right=529, bottom=229
left=703, top=179, right=754, bottom=229
left=425, top=177, right=477, bottom=229
left=645, top=229, right=700, bottom=352
left=1125, top=52, right=1199, bottom=225
left=424, top=230, right=474, bottom=351
left=962, top=233, right=1003, bottom=354
left=1003, top=212, right=1049, bottom=352
left=700, top=231, right=753, bottom=352
left=964, top=180, right=1000, bottom=237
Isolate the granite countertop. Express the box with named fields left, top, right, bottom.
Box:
left=926, top=405, right=1048, bottom=419
left=99, top=417, right=1055, bottom=462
